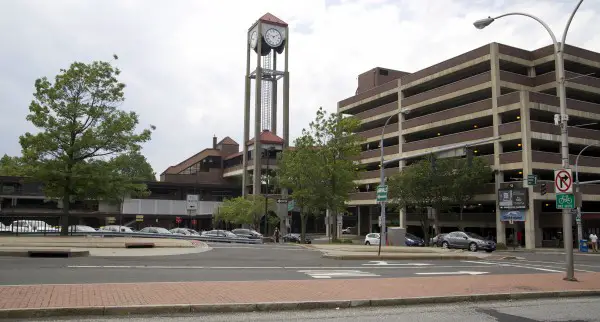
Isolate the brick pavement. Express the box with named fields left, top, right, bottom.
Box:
left=0, top=272, right=599, bottom=309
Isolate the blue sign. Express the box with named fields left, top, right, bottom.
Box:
left=500, top=210, right=526, bottom=222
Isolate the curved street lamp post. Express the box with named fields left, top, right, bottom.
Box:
left=575, top=143, right=599, bottom=244
left=474, top=0, right=584, bottom=281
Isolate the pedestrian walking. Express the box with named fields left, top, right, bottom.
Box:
left=274, top=227, right=280, bottom=243
left=590, top=232, right=598, bottom=252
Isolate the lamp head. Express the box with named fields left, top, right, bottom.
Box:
left=473, top=17, right=495, bottom=29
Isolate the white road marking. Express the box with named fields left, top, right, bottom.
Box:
left=515, top=259, right=600, bottom=269
left=67, top=265, right=497, bottom=270
left=416, top=271, right=488, bottom=276
left=363, top=261, right=432, bottom=266
left=497, top=262, right=563, bottom=273
left=298, top=270, right=379, bottom=279
left=494, top=261, right=597, bottom=273
left=461, top=260, right=498, bottom=265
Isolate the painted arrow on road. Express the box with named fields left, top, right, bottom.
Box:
left=415, top=271, right=488, bottom=276
left=363, top=261, right=432, bottom=266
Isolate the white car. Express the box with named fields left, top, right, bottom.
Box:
left=9, top=220, right=58, bottom=233
left=68, top=225, right=97, bottom=233
left=139, top=227, right=172, bottom=235
left=364, top=233, right=380, bottom=245
left=98, top=225, right=134, bottom=233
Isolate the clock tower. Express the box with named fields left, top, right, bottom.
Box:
left=242, top=13, right=290, bottom=198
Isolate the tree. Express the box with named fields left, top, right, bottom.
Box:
left=19, top=59, right=154, bottom=235
left=447, top=157, right=493, bottom=229
left=216, top=195, right=275, bottom=230
left=0, top=155, right=29, bottom=176
left=306, top=107, right=362, bottom=240
left=277, top=134, right=323, bottom=243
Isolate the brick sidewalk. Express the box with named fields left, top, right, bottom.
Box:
left=1, top=273, right=599, bottom=309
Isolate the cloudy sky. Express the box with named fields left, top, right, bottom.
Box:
left=1, top=0, right=599, bottom=175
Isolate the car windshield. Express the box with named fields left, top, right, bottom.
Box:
left=466, top=232, right=484, bottom=239
left=406, top=233, right=418, bottom=239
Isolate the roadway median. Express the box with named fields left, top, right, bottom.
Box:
left=305, top=244, right=489, bottom=260
left=0, top=236, right=211, bottom=257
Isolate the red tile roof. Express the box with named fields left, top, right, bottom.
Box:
left=218, top=137, right=238, bottom=146
left=223, top=152, right=243, bottom=161
left=259, top=13, right=288, bottom=27
left=247, top=130, right=285, bottom=145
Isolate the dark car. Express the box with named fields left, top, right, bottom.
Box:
left=405, top=233, right=425, bottom=247
left=440, top=231, right=496, bottom=252
left=282, top=233, right=311, bottom=244
left=231, top=228, right=263, bottom=240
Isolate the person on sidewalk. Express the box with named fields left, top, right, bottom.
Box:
left=274, top=227, right=280, bottom=243
left=590, top=232, right=598, bottom=252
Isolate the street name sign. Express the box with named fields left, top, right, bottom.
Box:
left=527, top=174, right=538, bottom=186
left=554, top=169, right=573, bottom=193
left=556, top=193, right=575, bottom=209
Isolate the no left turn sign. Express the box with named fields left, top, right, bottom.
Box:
left=554, top=169, right=573, bottom=193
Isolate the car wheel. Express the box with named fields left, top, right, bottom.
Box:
left=442, top=241, right=449, bottom=249
left=485, top=250, right=493, bottom=253
left=469, top=242, right=478, bottom=252
left=365, top=241, right=370, bottom=245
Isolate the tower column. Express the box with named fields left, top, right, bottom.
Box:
left=271, top=53, right=278, bottom=134
left=252, top=23, right=263, bottom=197
left=242, top=32, right=252, bottom=197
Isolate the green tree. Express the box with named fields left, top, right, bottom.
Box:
left=19, top=59, right=154, bottom=235
left=277, top=135, right=323, bottom=243
left=0, top=155, right=29, bottom=176
left=447, top=157, right=493, bottom=229
left=216, top=195, right=275, bottom=230
left=307, top=107, right=362, bottom=240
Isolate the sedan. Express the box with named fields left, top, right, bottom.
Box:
left=139, top=227, right=172, bottom=235
left=282, top=233, right=311, bottom=244
left=440, top=231, right=496, bottom=252
left=170, top=228, right=200, bottom=236
left=68, top=225, right=97, bottom=233
left=364, top=233, right=380, bottom=245
left=231, top=228, right=263, bottom=239
left=405, top=233, right=425, bottom=247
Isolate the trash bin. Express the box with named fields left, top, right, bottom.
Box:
left=579, top=240, right=589, bottom=253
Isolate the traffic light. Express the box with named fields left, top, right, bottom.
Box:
left=541, top=183, right=547, bottom=195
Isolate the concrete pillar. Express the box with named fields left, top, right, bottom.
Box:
left=357, top=206, right=361, bottom=236
left=242, top=29, right=252, bottom=197
left=490, top=43, right=506, bottom=245
left=252, top=23, right=263, bottom=197
left=325, top=209, right=330, bottom=237
left=271, top=53, right=278, bottom=134
left=519, top=90, right=536, bottom=249
left=397, top=82, right=407, bottom=229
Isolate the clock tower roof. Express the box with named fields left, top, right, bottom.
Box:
left=259, top=12, right=288, bottom=27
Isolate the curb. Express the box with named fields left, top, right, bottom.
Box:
left=321, top=254, right=482, bottom=260
left=1, top=290, right=598, bottom=319
left=0, top=250, right=90, bottom=258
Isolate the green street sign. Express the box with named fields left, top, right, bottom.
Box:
left=287, top=200, right=295, bottom=212
left=527, top=174, right=537, bottom=186
left=376, top=185, right=388, bottom=203
left=556, top=193, right=575, bottom=209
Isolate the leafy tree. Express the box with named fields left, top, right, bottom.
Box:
left=0, top=155, right=30, bottom=176
left=216, top=195, right=275, bottom=230
left=277, top=135, right=323, bottom=243
left=447, top=157, right=493, bottom=229
left=19, top=59, right=154, bottom=235
left=306, top=107, right=362, bottom=240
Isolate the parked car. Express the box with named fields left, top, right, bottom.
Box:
left=201, top=230, right=247, bottom=241
left=431, top=233, right=447, bottom=247
left=170, top=228, right=200, bottom=236
left=405, top=233, right=425, bottom=247
left=282, top=233, right=311, bottom=244
left=231, top=228, right=263, bottom=239
left=139, top=227, right=172, bottom=235
left=364, top=233, right=380, bottom=245
left=68, top=225, right=97, bottom=233
left=9, top=220, right=58, bottom=233
left=98, top=225, right=134, bottom=233
left=440, top=231, right=496, bottom=252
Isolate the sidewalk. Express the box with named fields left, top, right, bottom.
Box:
left=1, top=272, right=599, bottom=318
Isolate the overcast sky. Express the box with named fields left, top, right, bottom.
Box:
left=1, top=0, right=599, bottom=175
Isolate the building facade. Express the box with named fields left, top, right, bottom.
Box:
left=338, top=42, right=600, bottom=248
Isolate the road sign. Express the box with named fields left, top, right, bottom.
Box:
left=175, top=217, right=181, bottom=224
left=556, top=193, right=575, bottom=209
left=135, top=215, right=144, bottom=222
left=186, top=194, right=199, bottom=210
left=191, top=219, right=197, bottom=225
left=277, top=198, right=288, bottom=204
left=527, top=174, right=537, bottom=186
left=376, top=185, right=388, bottom=203
left=287, top=200, right=295, bottom=212
left=554, top=169, right=573, bottom=193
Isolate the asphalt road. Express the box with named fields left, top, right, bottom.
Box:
left=0, top=243, right=599, bottom=285
left=19, top=297, right=600, bottom=321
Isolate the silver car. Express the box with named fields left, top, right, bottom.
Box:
left=440, top=231, right=496, bottom=252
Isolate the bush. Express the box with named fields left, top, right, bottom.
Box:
left=496, top=242, right=507, bottom=250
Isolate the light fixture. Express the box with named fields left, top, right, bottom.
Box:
left=545, top=203, right=549, bottom=207
left=474, top=150, right=479, bottom=153
left=474, top=125, right=478, bottom=128
left=518, top=143, right=522, bottom=147
left=517, top=115, right=521, bottom=120
left=473, top=17, right=495, bottom=29
left=437, top=132, right=441, bottom=136
left=518, top=171, right=523, bottom=175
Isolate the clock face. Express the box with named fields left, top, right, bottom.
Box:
left=264, top=28, right=283, bottom=47
left=249, top=31, right=258, bottom=48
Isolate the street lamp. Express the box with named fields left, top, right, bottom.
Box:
left=263, top=146, right=275, bottom=235
left=378, top=113, right=395, bottom=255
left=575, top=142, right=599, bottom=243
left=474, top=0, right=584, bottom=281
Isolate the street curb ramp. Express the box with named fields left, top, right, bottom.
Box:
left=1, top=290, right=599, bottom=319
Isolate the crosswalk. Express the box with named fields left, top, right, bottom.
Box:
left=298, top=270, right=380, bottom=279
